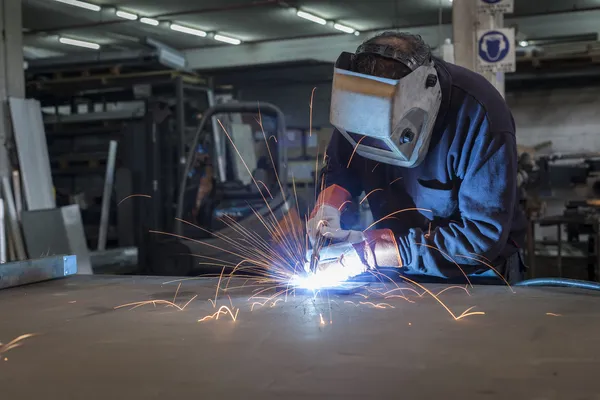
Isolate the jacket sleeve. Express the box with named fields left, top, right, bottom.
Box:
left=395, top=130, right=518, bottom=278
left=320, top=129, right=364, bottom=198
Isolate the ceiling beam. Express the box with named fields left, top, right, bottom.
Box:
left=26, top=0, right=286, bottom=35
left=184, top=9, right=600, bottom=70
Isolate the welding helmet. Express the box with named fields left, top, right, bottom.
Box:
left=330, top=40, right=442, bottom=168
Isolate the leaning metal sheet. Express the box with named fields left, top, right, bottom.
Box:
left=1, top=275, right=600, bottom=399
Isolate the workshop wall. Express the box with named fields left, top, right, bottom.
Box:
left=242, top=84, right=600, bottom=154
left=507, top=86, right=600, bottom=154
left=239, top=83, right=331, bottom=129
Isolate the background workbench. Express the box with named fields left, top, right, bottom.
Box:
left=1, top=275, right=599, bottom=399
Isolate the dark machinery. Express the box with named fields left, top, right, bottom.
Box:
left=523, top=152, right=600, bottom=281
left=26, top=41, right=213, bottom=254
left=144, top=102, right=301, bottom=276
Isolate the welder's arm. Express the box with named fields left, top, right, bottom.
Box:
left=395, top=131, right=518, bottom=278
left=307, top=130, right=364, bottom=243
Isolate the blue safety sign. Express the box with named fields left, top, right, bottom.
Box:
left=476, top=28, right=516, bottom=73
left=478, top=31, right=509, bottom=63
left=478, top=0, right=513, bottom=13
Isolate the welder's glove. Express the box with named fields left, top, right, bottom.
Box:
left=305, top=229, right=403, bottom=282
left=307, top=184, right=352, bottom=245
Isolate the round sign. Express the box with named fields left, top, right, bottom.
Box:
left=478, top=30, right=510, bottom=63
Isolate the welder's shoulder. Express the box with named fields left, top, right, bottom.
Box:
left=444, top=61, right=515, bottom=135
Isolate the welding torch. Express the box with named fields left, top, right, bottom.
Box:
left=308, top=232, right=328, bottom=275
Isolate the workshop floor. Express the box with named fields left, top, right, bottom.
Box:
left=1, top=275, right=600, bottom=399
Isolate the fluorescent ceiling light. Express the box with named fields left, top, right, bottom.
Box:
left=214, top=34, right=241, bottom=45
left=296, top=10, right=326, bottom=25
left=140, top=17, right=159, bottom=26
left=59, top=37, right=100, bottom=50
left=53, top=0, right=100, bottom=12
left=116, top=10, right=137, bottom=20
left=333, top=23, right=355, bottom=34
left=170, top=23, right=207, bottom=37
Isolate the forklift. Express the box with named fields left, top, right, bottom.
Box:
left=143, top=102, right=303, bottom=276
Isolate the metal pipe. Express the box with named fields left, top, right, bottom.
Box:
left=11, top=170, right=22, bottom=220
left=206, top=89, right=226, bottom=183
left=0, top=199, right=6, bottom=264
left=1, top=177, right=26, bottom=260
left=97, top=140, right=118, bottom=251
left=175, top=76, right=186, bottom=184
left=175, top=102, right=287, bottom=234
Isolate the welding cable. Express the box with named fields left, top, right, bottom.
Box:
left=515, top=278, right=600, bottom=292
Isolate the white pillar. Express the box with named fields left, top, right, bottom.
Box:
left=477, top=12, right=505, bottom=97
left=0, top=0, right=25, bottom=178
left=452, top=0, right=505, bottom=97
left=452, top=0, right=477, bottom=71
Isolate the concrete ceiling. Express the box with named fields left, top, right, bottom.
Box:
left=22, top=0, right=600, bottom=69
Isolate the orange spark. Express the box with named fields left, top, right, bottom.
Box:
left=347, top=136, right=366, bottom=168
left=546, top=312, right=562, bottom=317
left=256, top=180, right=274, bottom=199
left=415, top=243, right=473, bottom=288
left=381, top=287, right=423, bottom=297
left=309, top=87, right=316, bottom=137
left=0, top=333, right=37, bottom=355
left=198, top=305, right=239, bottom=322
left=319, top=313, right=325, bottom=325
left=455, top=254, right=515, bottom=293
left=270, top=299, right=283, bottom=307
left=114, top=297, right=197, bottom=311
left=337, top=200, right=353, bottom=211
left=389, top=177, right=403, bottom=186
left=117, top=194, right=151, bottom=205
left=268, top=135, right=278, bottom=143
left=173, top=283, right=181, bottom=304
left=213, top=267, right=226, bottom=308
left=364, top=207, right=432, bottom=231
left=434, top=285, right=471, bottom=297
left=400, top=276, right=485, bottom=321
left=360, top=188, right=383, bottom=205
left=383, top=294, right=415, bottom=303
left=359, top=301, right=395, bottom=309
left=372, top=163, right=380, bottom=172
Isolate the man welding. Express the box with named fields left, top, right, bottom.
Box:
left=306, top=32, right=527, bottom=285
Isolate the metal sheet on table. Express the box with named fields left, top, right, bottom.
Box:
left=8, top=97, right=55, bottom=211
left=1, top=275, right=600, bottom=399
left=0, top=255, right=76, bottom=289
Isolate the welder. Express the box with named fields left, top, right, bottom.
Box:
left=306, top=32, right=527, bottom=284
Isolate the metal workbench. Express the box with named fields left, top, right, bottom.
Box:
left=1, top=275, right=600, bottom=399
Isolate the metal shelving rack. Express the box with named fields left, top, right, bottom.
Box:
left=26, top=49, right=216, bottom=256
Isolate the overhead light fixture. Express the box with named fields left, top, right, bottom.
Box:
left=170, top=23, right=207, bottom=37
left=214, top=34, right=241, bottom=45
left=354, top=31, right=360, bottom=36
left=59, top=37, right=100, bottom=50
left=140, top=17, right=159, bottom=26
left=519, top=40, right=529, bottom=47
left=333, top=23, right=356, bottom=34
left=296, top=10, right=326, bottom=25
left=115, top=10, right=137, bottom=20
left=53, top=0, right=100, bottom=12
